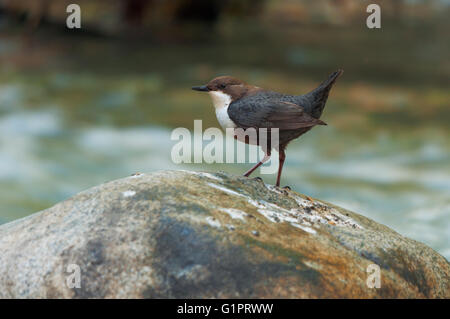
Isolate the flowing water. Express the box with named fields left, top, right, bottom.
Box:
left=0, top=22, right=448, bottom=259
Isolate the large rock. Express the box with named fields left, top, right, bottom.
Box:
left=0, top=170, right=448, bottom=298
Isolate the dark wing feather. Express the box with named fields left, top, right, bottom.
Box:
left=228, top=98, right=326, bottom=130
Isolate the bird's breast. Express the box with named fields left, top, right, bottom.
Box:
left=209, top=91, right=237, bottom=129
left=215, top=106, right=236, bottom=129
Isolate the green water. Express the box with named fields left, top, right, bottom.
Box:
left=0, top=22, right=448, bottom=259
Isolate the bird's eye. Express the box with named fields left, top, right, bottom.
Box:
left=219, top=84, right=226, bottom=89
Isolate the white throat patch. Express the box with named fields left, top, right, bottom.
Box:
left=209, top=91, right=231, bottom=110
left=209, top=91, right=236, bottom=129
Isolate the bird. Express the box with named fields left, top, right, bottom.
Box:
left=192, top=69, right=343, bottom=187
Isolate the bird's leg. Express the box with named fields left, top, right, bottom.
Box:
left=275, top=149, right=286, bottom=187
left=243, top=151, right=271, bottom=177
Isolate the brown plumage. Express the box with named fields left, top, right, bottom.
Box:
left=193, top=70, right=343, bottom=187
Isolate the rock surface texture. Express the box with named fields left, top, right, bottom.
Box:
left=0, top=170, right=448, bottom=298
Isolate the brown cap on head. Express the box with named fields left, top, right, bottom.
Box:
left=192, top=76, right=245, bottom=92
left=192, top=76, right=257, bottom=101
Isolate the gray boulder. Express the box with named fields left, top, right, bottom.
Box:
left=0, top=170, right=448, bottom=298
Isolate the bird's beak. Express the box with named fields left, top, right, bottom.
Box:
left=192, top=85, right=209, bottom=92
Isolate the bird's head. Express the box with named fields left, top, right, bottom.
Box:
left=192, top=76, right=252, bottom=109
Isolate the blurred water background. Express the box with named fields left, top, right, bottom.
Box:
left=0, top=0, right=449, bottom=259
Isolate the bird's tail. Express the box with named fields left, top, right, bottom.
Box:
left=317, top=69, right=343, bottom=90
left=304, top=69, right=343, bottom=119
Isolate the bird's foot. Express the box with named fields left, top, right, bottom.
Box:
left=305, top=195, right=314, bottom=202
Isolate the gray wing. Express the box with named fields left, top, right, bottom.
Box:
left=227, top=98, right=326, bottom=130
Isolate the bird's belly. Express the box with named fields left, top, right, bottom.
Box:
left=215, top=107, right=236, bottom=129
left=234, top=132, right=259, bottom=145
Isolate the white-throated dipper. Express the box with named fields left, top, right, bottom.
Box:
left=192, top=69, right=343, bottom=187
